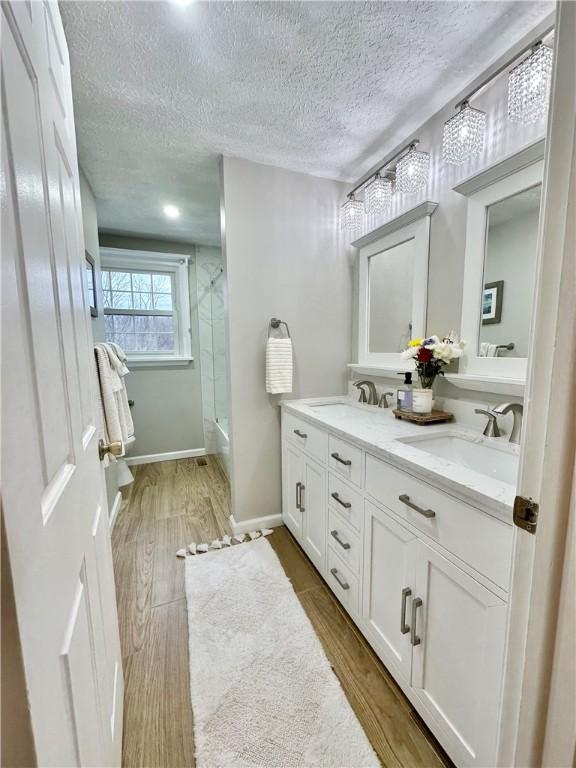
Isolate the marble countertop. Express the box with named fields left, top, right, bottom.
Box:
left=281, top=396, right=519, bottom=523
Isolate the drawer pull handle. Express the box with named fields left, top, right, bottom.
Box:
left=296, top=481, right=302, bottom=511
left=330, top=530, right=351, bottom=550
left=331, top=452, right=352, bottom=466
left=399, top=494, right=436, bottom=518
left=410, top=597, right=422, bottom=646
left=294, top=429, right=308, bottom=439
left=299, top=484, right=305, bottom=513
left=330, top=567, right=350, bottom=590
left=400, top=587, right=412, bottom=634
left=331, top=492, right=352, bottom=509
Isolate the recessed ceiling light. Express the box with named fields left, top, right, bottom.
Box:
left=163, top=204, right=180, bottom=219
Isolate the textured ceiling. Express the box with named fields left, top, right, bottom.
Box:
left=61, top=1, right=553, bottom=246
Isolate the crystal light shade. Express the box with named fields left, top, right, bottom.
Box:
left=395, top=147, right=430, bottom=193
left=364, top=174, right=393, bottom=214
left=443, top=103, right=486, bottom=165
left=508, top=43, right=553, bottom=125
left=341, top=195, right=364, bottom=231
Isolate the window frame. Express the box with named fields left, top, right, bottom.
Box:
left=100, top=248, right=192, bottom=368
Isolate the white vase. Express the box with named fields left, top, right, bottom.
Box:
left=412, top=388, right=433, bottom=414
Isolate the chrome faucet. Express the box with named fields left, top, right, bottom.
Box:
left=353, top=380, right=378, bottom=405
left=475, top=409, right=501, bottom=438
left=493, top=402, right=524, bottom=444
left=379, top=392, right=395, bottom=409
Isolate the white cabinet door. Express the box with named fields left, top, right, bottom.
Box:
left=282, top=441, right=303, bottom=538
left=411, top=541, right=508, bottom=768
left=301, top=456, right=327, bottom=573
left=362, top=501, right=416, bottom=683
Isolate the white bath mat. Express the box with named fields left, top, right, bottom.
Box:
left=185, top=536, right=379, bottom=768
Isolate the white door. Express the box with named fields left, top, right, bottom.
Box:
left=282, top=441, right=303, bottom=538
left=411, top=541, right=508, bottom=768
left=301, top=456, right=327, bottom=572
left=1, top=2, right=123, bottom=766
left=362, top=501, right=416, bottom=683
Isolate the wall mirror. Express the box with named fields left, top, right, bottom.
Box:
left=457, top=141, right=544, bottom=383
left=85, top=251, right=97, bottom=317
left=353, top=202, right=437, bottom=368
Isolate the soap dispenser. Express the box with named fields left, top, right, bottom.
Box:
left=397, top=372, right=414, bottom=412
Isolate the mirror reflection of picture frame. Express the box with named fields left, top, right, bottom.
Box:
left=482, top=280, right=503, bottom=325
left=85, top=251, right=97, bottom=317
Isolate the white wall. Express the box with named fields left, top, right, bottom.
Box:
left=98, top=234, right=205, bottom=457
left=221, top=156, right=353, bottom=523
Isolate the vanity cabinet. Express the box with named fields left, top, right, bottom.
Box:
left=281, top=408, right=513, bottom=768
left=281, top=438, right=327, bottom=573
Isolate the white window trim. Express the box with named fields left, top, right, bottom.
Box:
left=100, top=248, right=193, bottom=367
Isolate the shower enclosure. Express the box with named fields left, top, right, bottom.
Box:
left=197, top=249, right=230, bottom=478
left=210, top=268, right=229, bottom=438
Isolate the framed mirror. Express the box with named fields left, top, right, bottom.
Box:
left=85, top=251, right=97, bottom=317
left=354, top=202, right=437, bottom=368
left=457, top=143, right=544, bottom=382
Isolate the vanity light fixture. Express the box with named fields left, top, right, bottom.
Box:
left=508, top=42, right=554, bottom=125
left=163, top=204, right=180, bottom=219
left=442, top=101, right=486, bottom=165
left=364, top=173, right=393, bottom=215
left=395, top=144, right=430, bottom=194
left=341, top=194, right=364, bottom=232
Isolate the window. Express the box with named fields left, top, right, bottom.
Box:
left=100, top=249, right=192, bottom=366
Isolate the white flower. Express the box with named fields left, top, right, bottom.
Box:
left=401, top=346, right=419, bottom=360
left=430, top=341, right=464, bottom=362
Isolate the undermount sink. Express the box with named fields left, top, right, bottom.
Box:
left=308, top=403, right=381, bottom=419
left=398, top=432, right=519, bottom=485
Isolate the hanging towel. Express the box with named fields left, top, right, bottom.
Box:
left=266, top=337, right=293, bottom=394
left=94, top=343, right=135, bottom=448
left=479, top=342, right=498, bottom=357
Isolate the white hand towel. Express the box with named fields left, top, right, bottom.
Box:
left=266, top=337, right=293, bottom=394
left=480, top=342, right=498, bottom=357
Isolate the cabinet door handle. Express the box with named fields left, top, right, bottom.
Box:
left=330, top=567, right=350, bottom=590
left=296, top=481, right=302, bottom=511
left=330, top=530, right=351, bottom=550
left=399, top=494, right=436, bottom=518
left=410, top=597, right=422, bottom=646
left=299, top=484, right=305, bottom=513
left=294, top=429, right=308, bottom=439
left=331, top=452, right=352, bottom=466
left=400, top=587, right=412, bottom=634
left=331, top=492, right=352, bottom=509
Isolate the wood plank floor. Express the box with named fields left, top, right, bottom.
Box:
left=112, top=457, right=452, bottom=768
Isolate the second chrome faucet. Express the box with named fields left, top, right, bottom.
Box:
left=475, top=402, right=524, bottom=444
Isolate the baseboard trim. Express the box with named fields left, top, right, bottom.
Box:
left=109, top=491, right=123, bottom=529
left=230, top=513, right=283, bottom=535
left=126, top=448, right=206, bottom=466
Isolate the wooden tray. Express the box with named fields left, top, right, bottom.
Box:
left=393, top=409, right=454, bottom=425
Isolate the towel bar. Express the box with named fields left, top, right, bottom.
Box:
left=268, top=317, right=291, bottom=338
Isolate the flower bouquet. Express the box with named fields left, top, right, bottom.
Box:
left=401, top=333, right=465, bottom=389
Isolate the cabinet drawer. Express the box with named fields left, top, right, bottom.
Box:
left=283, top=413, right=327, bottom=464
left=327, top=549, right=359, bottom=616
left=328, top=508, right=361, bottom=574
left=328, top=473, right=362, bottom=531
left=328, top=435, right=362, bottom=487
left=365, top=453, right=513, bottom=589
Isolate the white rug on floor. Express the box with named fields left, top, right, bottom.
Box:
left=185, top=536, right=379, bottom=768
